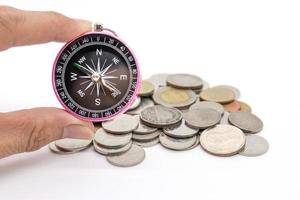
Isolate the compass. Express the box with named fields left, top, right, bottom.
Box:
left=52, top=24, right=141, bottom=122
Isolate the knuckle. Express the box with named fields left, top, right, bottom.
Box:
left=20, top=110, right=51, bottom=152
left=45, top=11, right=70, bottom=41
left=0, top=6, right=25, bottom=50
left=46, top=11, right=65, bottom=26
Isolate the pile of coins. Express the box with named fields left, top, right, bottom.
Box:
left=49, top=73, right=269, bottom=167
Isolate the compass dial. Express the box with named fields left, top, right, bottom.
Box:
left=53, top=32, right=140, bottom=121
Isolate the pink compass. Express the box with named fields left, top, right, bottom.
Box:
left=52, top=23, right=141, bottom=122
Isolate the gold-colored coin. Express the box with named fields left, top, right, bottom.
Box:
left=199, top=87, right=235, bottom=104
left=223, top=101, right=241, bottom=112
left=139, top=80, right=155, bottom=97
left=152, top=86, right=197, bottom=108
left=237, top=101, right=252, bottom=112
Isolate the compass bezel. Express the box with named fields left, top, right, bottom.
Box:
left=52, top=30, right=141, bottom=122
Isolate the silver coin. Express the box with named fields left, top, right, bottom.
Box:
left=215, top=85, right=240, bottom=99
left=179, top=108, right=190, bottom=114
left=159, top=133, right=197, bottom=151
left=132, top=129, right=161, bottom=141
left=184, top=108, right=221, bottom=129
left=148, top=73, right=169, bottom=88
left=127, top=96, right=141, bottom=111
left=106, top=144, right=145, bottom=167
left=189, top=101, right=224, bottom=115
left=239, top=135, right=269, bottom=157
left=126, top=98, right=154, bottom=115
left=152, top=86, right=197, bottom=109
left=220, top=111, right=230, bottom=124
left=140, top=105, right=182, bottom=128
left=48, top=142, right=78, bottom=154
left=228, top=111, right=263, bottom=133
left=133, top=115, right=157, bottom=135
left=187, top=135, right=200, bottom=150
left=200, top=125, right=246, bottom=156
left=202, top=80, right=210, bottom=90
left=94, top=128, right=132, bottom=149
left=55, top=138, right=92, bottom=151
left=193, top=88, right=202, bottom=94
left=102, top=114, right=138, bottom=134
left=166, top=74, right=203, bottom=89
left=133, top=137, right=159, bottom=147
left=163, top=119, right=199, bottom=138
left=94, top=140, right=132, bottom=156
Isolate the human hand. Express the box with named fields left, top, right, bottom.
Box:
left=0, top=6, right=95, bottom=159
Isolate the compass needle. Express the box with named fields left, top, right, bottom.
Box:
left=102, top=80, right=115, bottom=92
left=105, top=80, right=121, bottom=94
left=74, top=63, right=93, bottom=75
left=106, top=80, right=117, bottom=86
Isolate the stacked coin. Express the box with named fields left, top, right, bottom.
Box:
left=49, top=73, right=269, bottom=167
left=49, top=138, right=92, bottom=154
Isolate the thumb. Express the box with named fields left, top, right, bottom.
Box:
left=0, top=107, right=95, bottom=159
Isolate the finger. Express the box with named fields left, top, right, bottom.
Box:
left=0, top=6, right=92, bottom=51
left=0, top=107, right=95, bottom=159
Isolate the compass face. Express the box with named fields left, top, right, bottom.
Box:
left=53, top=32, right=140, bottom=121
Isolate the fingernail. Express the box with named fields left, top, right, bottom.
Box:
left=63, top=124, right=94, bottom=139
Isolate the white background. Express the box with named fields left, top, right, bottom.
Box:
left=0, top=0, right=300, bottom=199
